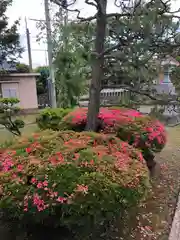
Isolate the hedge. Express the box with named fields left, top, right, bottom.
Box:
left=0, top=130, right=150, bottom=238
left=36, top=108, right=72, bottom=130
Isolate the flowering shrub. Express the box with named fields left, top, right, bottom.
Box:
left=61, top=107, right=167, bottom=156
left=0, top=130, right=149, bottom=236
left=116, top=115, right=167, bottom=155
left=61, top=107, right=141, bottom=131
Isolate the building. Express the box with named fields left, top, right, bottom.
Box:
left=0, top=73, right=39, bottom=110
left=0, top=60, right=39, bottom=111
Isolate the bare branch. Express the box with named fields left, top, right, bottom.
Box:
left=51, top=0, right=76, bottom=7
left=114, top=0, right=123, bottom=8
left=85, top=0, right=97, bottom=9
left=80, top=12, right=135, bottom=22
left=100, top=43, right=122, bottom=56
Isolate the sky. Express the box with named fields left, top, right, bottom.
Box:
left=7, top=0, right=180, bottom=68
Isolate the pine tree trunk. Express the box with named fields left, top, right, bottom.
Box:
left=86, top=0, right=107, bottom=131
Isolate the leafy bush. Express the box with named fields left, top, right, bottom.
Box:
left=0, top=130, right=149, bottom=238
left=0, top=97, right=24, bottom=136
left=36, top=108, right=72, bottom=130
left=16, top=63, right=30, bottom=73
left=0, top=97, right=20, bottom=105
left=62, top=107, right=167, bottom=155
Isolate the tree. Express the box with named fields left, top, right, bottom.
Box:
left=16, top=63, right=30, bottom=73
left=51, top=0, right=180, bottom=131
left=0, top=98, right=24, bottom=136
left=102, top=3, right=180, bottom=88
left=34, top=66, right=49, bottom=95
left=53, top=22, right=94, bottom=107
left=36, top=9, right=93, bottom=108
left=0, top=0, right=23, bottom=65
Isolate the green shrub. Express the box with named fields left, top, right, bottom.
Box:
left=0, top=97, right=20, bottom=105
left=16, top=63, right=30, bottom=73
left=0, top=97, right=24, bottom=136
left=36, top=108, right=72, bottom=130
left=0, top=130, right=150, bottom=238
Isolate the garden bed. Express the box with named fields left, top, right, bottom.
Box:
left=0, top=114, right=179, bottom=239
left=1, top=127, right=179, bottom=240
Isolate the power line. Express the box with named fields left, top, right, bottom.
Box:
left=29, top=18, right=57, bottom=23
left=21, top=34, right=47, bottom=40
left=29, top=18, right=46, bottom=22
left=24, top=48, right=47, bottom=52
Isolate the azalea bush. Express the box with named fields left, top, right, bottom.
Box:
left=61, top=107, right=167, bottom=157
left=61, top=107, right=142, bottom=131
left=36, top=107, right=72, bottom=130
left=116, top=115, right=167, bottom=155
left=0, top=130, right=149, bottom=238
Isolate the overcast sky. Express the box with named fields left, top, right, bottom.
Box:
left=7, top=0, right=180, bottom=68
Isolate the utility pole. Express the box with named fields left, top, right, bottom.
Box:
left=44, top=0, right=57, bottom=108
left=25, top=18, right=32, bottom=71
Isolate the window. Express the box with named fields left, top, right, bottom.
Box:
left=2, top=88, right=17, bottom=98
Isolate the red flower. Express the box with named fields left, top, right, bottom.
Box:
left=57, top=196, right=66, bottom=203
left=26, top=147, right=32, bottom=154
left=43, top=180, right=48, bottom=187
left=31, top=178, right=37, bottom=184
left=17, top=164, right=23, bottom=172
left=75, top=184, right=88, bottom=194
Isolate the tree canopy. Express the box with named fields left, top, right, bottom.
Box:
left=0, top=0, right=23, bottom=65
left=53, top=22, right=94, bottom=107
left=34, top=66, right=49, bottom=95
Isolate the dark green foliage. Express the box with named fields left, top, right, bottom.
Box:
left=53, top=22, right=93, bottom=107
left=103, top=1, right=180, bottom=90
left=34, top=66, right=49, bottom=95
left=0, top=97, right=24, bottom=136
left=0, top=0, right=23, bottom=65
left=36, top=107, right=72, bottom=130
left=16, top=63, right=30, bottom=73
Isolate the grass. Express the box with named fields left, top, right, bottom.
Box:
left=17, top=114, right=38, bottom=124
left=0, top=114, right=38, bottom=143
left=0, top=124, right=38, bottom=143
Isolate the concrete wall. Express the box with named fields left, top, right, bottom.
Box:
left=18, top=76, right=38, bottom=109
left=0, top=73, right=39, bottom=109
